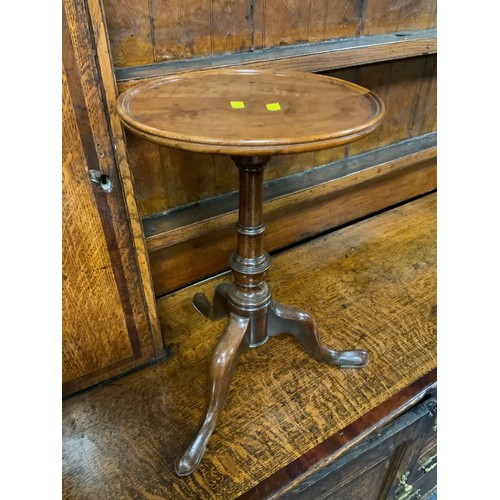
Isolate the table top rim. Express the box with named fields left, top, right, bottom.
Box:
left=116, top=68, right=385, bottom=156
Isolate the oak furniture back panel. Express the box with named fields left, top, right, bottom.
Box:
left=103, top=0, right=436, bottom=68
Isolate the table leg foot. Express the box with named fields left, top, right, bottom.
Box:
left=192, top=283, right=231, bottom=320
left=268, top=301, right=369, bottom=368
left=175, top=313, right=250, bottom=476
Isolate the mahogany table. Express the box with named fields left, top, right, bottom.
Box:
left=117, top=69, right=385, bottom=476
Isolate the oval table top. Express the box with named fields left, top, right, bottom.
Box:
left=117, top=69, right=384, bottom=156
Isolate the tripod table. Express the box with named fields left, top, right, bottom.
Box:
left=117, top=69, right=385, bottom=476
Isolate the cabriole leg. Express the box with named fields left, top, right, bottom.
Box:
left=192, top=282, right=231, bottom=320
left=268, top=301, right=369, bottom=368
left=175, top=314, right=250, bottom=476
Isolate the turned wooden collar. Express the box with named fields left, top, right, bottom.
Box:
left=116, top=69, right=385, bottom=156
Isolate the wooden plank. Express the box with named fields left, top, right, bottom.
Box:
left=143, top=134, right=436, bottom=250
left=255, top=0, right=311, bottom=48
left=375, top=56, right=426, bottom=148
left=160, top=146, right=217, bottom=208
left=87, top=0, right=164, bottom=356
left=150, top=0, right=212, bottom=62
left=63, top=193, right=436, bottom=498
left=309, top=0, right=364, bottom=42
left=101, top=0, right=155, bottom=67
left=123, top=132, right=168, bottom=215
left=346, top=56, right=427, bottom=156
left=115, top=30, right=437, bottom=86
left=212, top=0, right=254, bottom=54
left=148, top=150, right=436, bottom=295
left=362, top=0, right=437, bottom=36
left=265, top=152, right=317, bottom=182
left=410, top=54, right=437, bottom=137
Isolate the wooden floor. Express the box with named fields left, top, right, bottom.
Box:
left=62, top=193, right=436, bottom=499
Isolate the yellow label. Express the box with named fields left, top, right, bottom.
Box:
left=230, top=101, right=245, bottom=109
left=266, top=102, right=281, bottom=111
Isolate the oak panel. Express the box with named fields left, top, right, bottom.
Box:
left=63, top=0, right=162, bottom=395
left=309, top=0, right=363, bottom=42
left=362, top=0, right=437, bottom=35
left=63, top=193, right=436, bottom=498
left=63, top=66, right=134, bottom=384
left=124, top=132, right=168, bottom=215
left=212, top=0, right=254, bottom=54
left=101, top=0, right=155, bottom=67
left=410, top=55, right=437, bottom=137
left=87, top=0, right=164, bottom=356
left=160, top=146, right=216, bottom=208
left=255, top=0, right=311, bottom=48
left=151, top=0, right=212, bottom=62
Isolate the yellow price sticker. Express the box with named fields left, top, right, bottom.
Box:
left=266, top=102, right=281, bottom=111
left=230, top=101, right=245, bottom=109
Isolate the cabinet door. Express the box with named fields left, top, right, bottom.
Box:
left=62, top=0, right=163, bottom=396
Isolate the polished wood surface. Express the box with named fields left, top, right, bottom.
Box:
left=63, top=193, right=436, bottom=497
left=241, top=371, right=436, bottom=499
left=117, top=69, right=384, bottom=155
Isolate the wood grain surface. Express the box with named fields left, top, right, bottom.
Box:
left=85, top=0, right=164, bottom=357
left=148, top=140, right=436, bottom=295
left=240, top=369, right=436, bottom=499
left=362, top=0, right=437, bottom=35
left=63, top=193, right=436, bottom=498
left=117, top=69, right=384, bottom=156
left=115, top=30, right=436, bottom=85
left=63, top=66, right=134, bottom=383
left=62, top=0, right=163, bottom=396
left=143, top=134, right=436, bottom=251
left=103, top=0, right=436, bottom=68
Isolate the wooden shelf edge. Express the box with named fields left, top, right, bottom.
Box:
left=116, top=30, right=436, bottom=90
left=238, top=368, right=437, bottom=500
left=143, top=133, right=437, bottom=253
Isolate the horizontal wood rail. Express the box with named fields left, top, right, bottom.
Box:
left=116, top=29, right=436, bottom=89
left=143, top=133, right=437, bottom=253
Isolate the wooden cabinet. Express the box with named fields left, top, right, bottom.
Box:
left=63, top=13, right=436, bottom=499
left=62, top=0, right=163, bottom=396
left=282, top=393, right=437, bottom=499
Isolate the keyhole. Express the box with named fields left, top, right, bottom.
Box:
left=99, top=174, right=113, bottom=193
left=89, top=170, right=113, bottom=193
